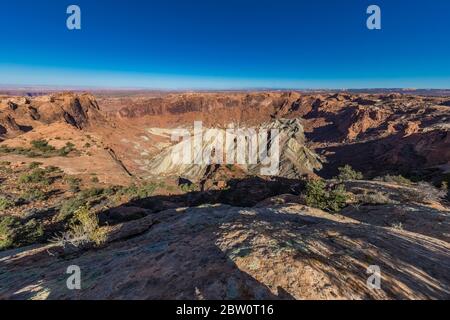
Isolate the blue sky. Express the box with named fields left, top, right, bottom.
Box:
left=0, top=0, right=449, bottom=89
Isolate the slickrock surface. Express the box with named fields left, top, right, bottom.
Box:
left=1, top=203, right=449, bottom=300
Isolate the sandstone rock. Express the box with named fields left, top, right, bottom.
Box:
left=254, top=194, right=304, bottom=207
left=1, top=203, right=449, bottom=300
left=146, top=118, right=322, bottom=181
left=106, top=206, right=151, bottom=223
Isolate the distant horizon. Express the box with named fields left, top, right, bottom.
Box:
left=1, top=83, right=449, bottom=92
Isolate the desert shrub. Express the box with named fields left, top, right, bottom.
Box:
left=9, top=146, right=39, bottom=157
left=400, top=182, right=447, bottom=203
left=0, top=145, right=9, bottom=153
left=28, top=161, right=43, bottom=169
left=442, top=181, right=450, bottom=201
left=357, top=190, right=395, bottom=205
left=0, top=145, right=16, bottom=154
left=0, top=197, right=14, bottom=210
left=102, top=186, right=119, bottom=197
left=0, top=216, right=17, bottom=250
left=0, top=144, right=53, bottom=158
left=0, top=216, right=44, bottom=251
left=21, top=189, right=47, bottom=202
left=2, top=140, right=77, bottom=158
left=57, top=188, right=107, bottom=222
left=1, top=140, right=78, bottom=158
left=31, top=139, right=56, bottom=153
left=44, top=166, right=62, bottom=173
left=66, top=207, right=106, bottom=247
left=119, top=184, right=138, bottom=197
left=180, top=183, right=198, bottom=193
left=58, top=142, right=76, bottom=157
left=391, top=222, right=404, bottom=230
left=65, top=176, right=82, bottom=192
left=136, top=183, right=158, bottom=198
left=19, top=168, right=51, bottom=185
left=91, top=176, right=100, bottom=183
left=377, top=175, right=413, bottom=185
left=305, top=180, right=348, bottom=213
left=120, top=183, right=159, bottom=200
left=305, top=180, right=327, bottom=209
left=440, top=175, right=450, bottom=201
left=79, top=187, right=105, bottom=198
left=58, top=198, right=86, bottom=222
left=336, top=165, right=363, bottom=181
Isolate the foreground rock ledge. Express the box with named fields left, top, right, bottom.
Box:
left=1, top=203, right=449, bottom=300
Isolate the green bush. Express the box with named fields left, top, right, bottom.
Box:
left=336, top=165, right=363, bottom=181
left=79, top=188, right=105, bottom=199
left=28, top=161, right=43, bottom=169
left=65, top=176, right=82, bottom=192
left=58, top=198, right=86, bottom=222
left=91, top=176, right=100, bottom=183
left=0, top=145, right=40, bottom=157
left=31, top=139, right=56, bottom=153
left=58, top=142, right=76, bottom=156
left=0, top=216, right=44, bottom=251
left=180, top=183, right=198, bottom=193
left=19, top=168, right=51, bottom=185
left=21, top=189, right=47, bottom=202
left=377, top=175, right=413, bottom=185
left=357, top=190, right=395, bottom=205
left=0, top=197, right=14, bottom=210
left=440, top=174, right=450, bottom=201
left=57, top=188, right=107, bottom=222
left=67, top=207, right=106, bottom=246
left=1, top=140, right=77, bottom=158
left=305, top=180, right=348, bottom=213
left=138, top=183, right=158, bottom=197
left=120, top=183, right=159, bottom=200
left=44, top=166, right=62, bottom=173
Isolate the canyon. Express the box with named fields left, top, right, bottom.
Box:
left=0, top=91, right=449, bottom=299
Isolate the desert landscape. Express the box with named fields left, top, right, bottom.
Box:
left=0, top=90, right=449, bottom=299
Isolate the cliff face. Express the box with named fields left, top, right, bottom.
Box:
left=146, top=118, right=322, bottom=181
left=0, top=93, right=104, bottom=139
left=105, top=91, right=450, bottom=179
left=112, top=92, right=313, bottom=127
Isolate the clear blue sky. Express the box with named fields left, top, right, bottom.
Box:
left=1, top=0, right=449, bottom=89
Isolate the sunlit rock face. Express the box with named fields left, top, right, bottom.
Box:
left=145, top=118, right=322, bottom=181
